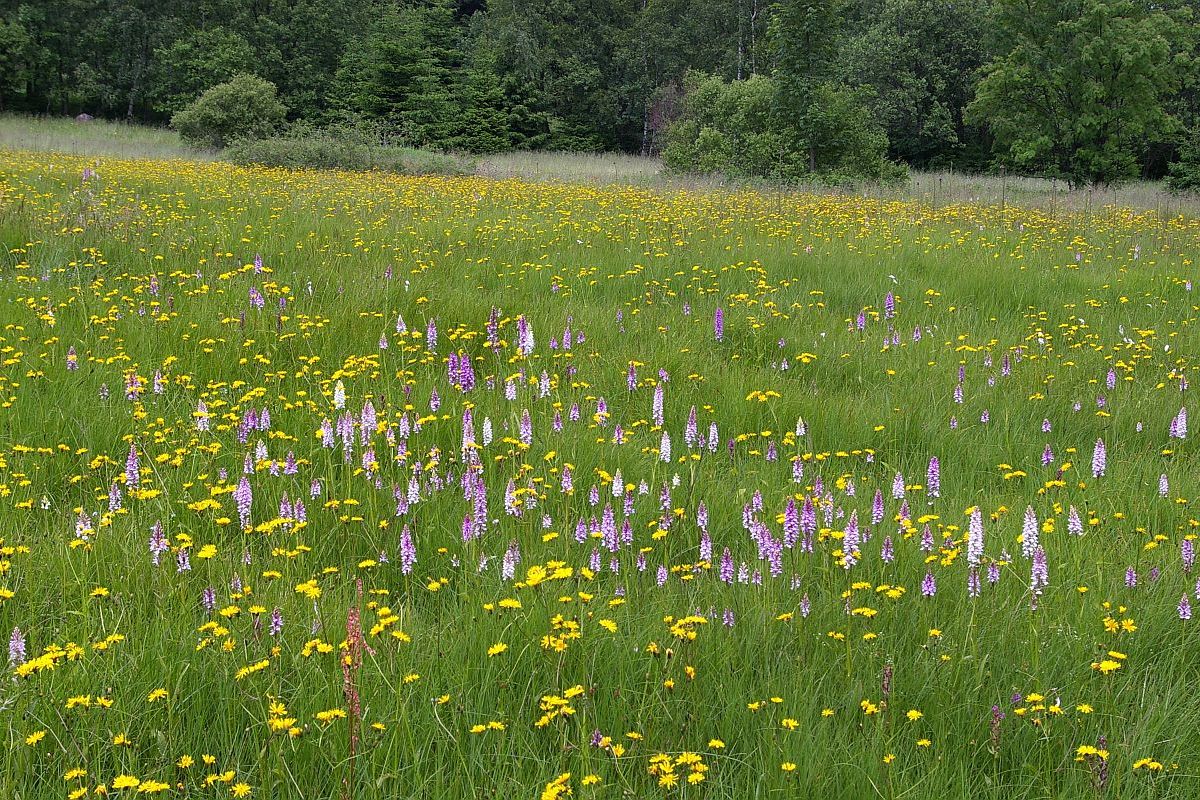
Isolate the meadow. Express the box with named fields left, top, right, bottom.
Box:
left=0, top=135, right=1199, bottom=799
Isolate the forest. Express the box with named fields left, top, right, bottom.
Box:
left=2, top=0, right=1199, bottom=186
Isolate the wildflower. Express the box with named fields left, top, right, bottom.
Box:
left=967, top=507, right=984, bottom=565
left=1091, top=438, right=1106, bottom=478
left=400, top=525, right=416, bottom=574
left=1030, top=547, right=1049, bottom=597
left=8, top=626, right=26, bottom=666
left=1170, top=407, right=1187, bottom=439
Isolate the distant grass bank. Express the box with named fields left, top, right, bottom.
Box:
left=2, top=114, right=1197, bottom=215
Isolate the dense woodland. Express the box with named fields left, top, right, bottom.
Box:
left=2, top=0, right=1200, bottom=185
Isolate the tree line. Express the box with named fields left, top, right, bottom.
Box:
left=1, top=0, right=1198, bottom=186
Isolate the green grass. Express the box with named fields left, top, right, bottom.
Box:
left=4, top=113, right=1198, bottom=215
left=0, top=125, right=1198, bottom=799
left=0, top=114, right=214, bottom=161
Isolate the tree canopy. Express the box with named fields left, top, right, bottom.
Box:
left=1, top=0, right=1196, bottom=183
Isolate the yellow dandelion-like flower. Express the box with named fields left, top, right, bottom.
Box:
left=112, top=775, right=140, bottom=790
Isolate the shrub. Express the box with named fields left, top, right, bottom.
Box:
left=224, top=123, right=473, bottom=176
left=171, top=74, right=286, bottom=149
left=664, top=71, right=904, bottom=183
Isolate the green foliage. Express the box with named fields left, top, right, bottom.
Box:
left=766, top=0, right=900, bottom=180
left=148, top=28, right=256, bottom=116
left=0, top=16, right=30, bottom=110
left=0, top=0, right=1196, bottom=182
left=772, top=0, right=843, bottom=110
left=802, top=83, right=902, bottom=181
left=335, top=3, right=459, bottom=149
left=171, top=73, right=287, bottom=149
left=332, top=2, right=517, bottom=154
left=664, top=72, right=902, bottom=182
left=967, top=0, right=1181, bottom=186
left=1167, top=135, right=1200, bottom=192
left=663, top=73, right=783, bottom=177
left=223, top=122, right=472, bottom=175
left=838, top=0, right=989, bottom=167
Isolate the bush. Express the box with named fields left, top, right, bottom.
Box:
left=664, top=74, right=782, bottom=178
left=171, top=74, right=286, bottom=149
left=224, top=123, right=473, bottom=176
left=664, top=71, right=905, bottom=183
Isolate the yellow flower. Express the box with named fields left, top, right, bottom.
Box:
left=906, top=709, right=923, bottom=721
left=315, top=708, right=347, bottom=724
left=487, top=642, right=508, bottom=657
left=231, top=782, right=253, bottom=797
left=708, top=739, right=725, bottom=749
left=112, top=775, right=140, bottom=790
left=25, top=730, right=46, bottom=746
left=781, top=762, right=797, bottom=772
left=146, top=688, right=168, bottom=703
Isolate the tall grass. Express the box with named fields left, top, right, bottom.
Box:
left=3, top=115, right=1198, bottom=214
left=0, top=114, right=214, bottom=161
left=0, top=131, right=1198, bottom=798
